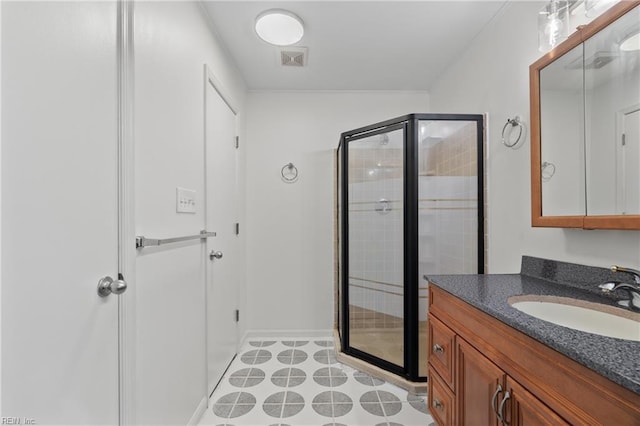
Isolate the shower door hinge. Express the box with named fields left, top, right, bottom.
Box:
left=235, top=309, right=240, bottom=322
left=235, top=136, right=239, bottom=149
left=235, top=222, right=240, bottom=235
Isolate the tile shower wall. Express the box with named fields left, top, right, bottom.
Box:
left=419, top=121, right=479, bottom=312
left=346, top=122, right=479, bottom=326
left=348, top=134, right=404, bottom=323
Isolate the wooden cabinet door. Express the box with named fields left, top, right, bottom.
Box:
left=505, top=377, right=569, bottom=426
left=457, top=338, right=505, bottom=426
left=429, top=366, right=456, bottom=426
left=429, top=315, right=456, bottom=389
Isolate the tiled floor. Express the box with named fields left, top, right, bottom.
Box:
left=198, top=339, right=435, bottom=426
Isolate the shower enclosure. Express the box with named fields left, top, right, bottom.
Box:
left=337, top=114, right=484, bottom=382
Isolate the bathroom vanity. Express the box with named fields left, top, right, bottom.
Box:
left=426, top=257, right=640, bottom=425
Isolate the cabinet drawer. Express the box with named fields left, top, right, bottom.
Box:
left=429, top=366, right=455, bottom=426
left=428, top=315, right=455, bottom=389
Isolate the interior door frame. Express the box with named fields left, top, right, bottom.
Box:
left=203, top=64, right=240, bottom=398
left=0, top=1, right=4, bottom=414
left=615, top=103, right=640, bottom=214
left=119, top=0, right=136, bottom=424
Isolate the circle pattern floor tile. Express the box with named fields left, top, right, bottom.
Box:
left=240, top=349, right=272, bottom=365
left=313, top=367, right=348, bottom=387
left=360, top=390, right=402, bottom=417
left=271, top=367, right=307, bottom=387
left=282, top=340, right=308, bottom=347
left=262, top=391, right=305, bottom=418
left=353, top=371, right=385, bottom=386
left=276, top=349, right=308, bottom=365
left=228, top=368, right=266, bottom=388
left=212, top=392, right=256, bottom=418
left=313, top=349, right=337, bottom=365
left=311, top=391, right=353, bottom=418
left=249, top=340, right=276, bottom=347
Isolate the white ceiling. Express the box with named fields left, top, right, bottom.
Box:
left=202, top=1, right=509, bottom=91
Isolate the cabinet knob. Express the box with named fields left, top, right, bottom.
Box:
left=432, top=398, right=444, bottom=410
left=432, top=344, right=444, bottom=354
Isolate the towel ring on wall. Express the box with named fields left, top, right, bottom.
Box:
left=501, top=116, right=524, bottom=148
left=541, top=161, right=556, bottom=182
left=281, top=162, right=299, bottom=183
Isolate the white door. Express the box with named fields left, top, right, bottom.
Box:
left=2, top=2, right=121, bottom=424
left=205, top=74, right=239, bottom=396
left=621, top=108, right=640, bottom=214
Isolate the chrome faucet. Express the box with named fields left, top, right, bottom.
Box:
left=598, top=265, right=640, bottom=311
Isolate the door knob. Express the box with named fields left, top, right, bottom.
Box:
left=97, top=276, right=127, bottom=297
left=210, top=250, right=223, bottom=260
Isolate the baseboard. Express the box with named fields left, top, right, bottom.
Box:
left=187, top=395, right=208, bottom=426
left=241, top=329, right=333, bottom=345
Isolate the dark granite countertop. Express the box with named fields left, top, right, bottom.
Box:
left=425, top=256, right=640, bottom=395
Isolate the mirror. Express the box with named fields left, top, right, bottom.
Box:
left=585, top=7, right=640, bottom=216
left=540, top=44, right=585, bottom=217
left=531, top=1, right=640, bottom=229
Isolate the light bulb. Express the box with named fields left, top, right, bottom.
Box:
left=545, top=14, right=564, bottom=48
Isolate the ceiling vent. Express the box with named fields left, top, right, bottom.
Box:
left=280, top=47, right=307, bottom=67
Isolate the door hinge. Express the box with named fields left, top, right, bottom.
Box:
left=622, top=133, right=626, bottom=146
left=235, top=136, right=239, bottom=149
left=235, top=222, right=240, bottom=235
left=235, top=309, right=240, bottom=322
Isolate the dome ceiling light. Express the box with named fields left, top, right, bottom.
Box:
left=255, top=9, right=304, bottom=46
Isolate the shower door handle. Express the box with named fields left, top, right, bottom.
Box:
left=210, top=250, right=223, bottom=260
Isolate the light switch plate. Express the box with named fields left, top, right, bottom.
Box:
left=176, top=187, right=196, bottom=213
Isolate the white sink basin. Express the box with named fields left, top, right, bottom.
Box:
left=509, top=295, right=640, bottom=342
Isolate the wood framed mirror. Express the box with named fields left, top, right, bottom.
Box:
left=530, top=1, right=640, bottom=230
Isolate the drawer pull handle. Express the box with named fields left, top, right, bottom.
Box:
left=498, top=391, right=511, bottom=425
left=432, top=344, right=444, bottom=354
left=432, top=398, right=444, bottom=410
left=491, top=384, right=502, bottom=419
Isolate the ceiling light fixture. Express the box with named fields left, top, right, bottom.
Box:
left=255, top=9, right=304, bottom=46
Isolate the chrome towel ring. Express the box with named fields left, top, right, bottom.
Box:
left=541, top=161, right=556, bottom=182
left=281, top=162, right=299, bottom=183
left=502, top=116, right=524, bottom=148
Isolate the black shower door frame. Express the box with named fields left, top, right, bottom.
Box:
left=338, top=113, right=485, bottom=382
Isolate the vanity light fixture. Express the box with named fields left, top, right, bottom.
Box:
left=620, top=31, right=640, bottom=52
left=255, top=9, right=304, bottom=46
left=538, top=0, right=570, bottom=52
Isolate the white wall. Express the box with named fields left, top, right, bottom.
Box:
left=133, top=2, right=246, bottom=424
left=428, top=1, right=640, bottom=273
left=245, top=91, right=428, bottom=334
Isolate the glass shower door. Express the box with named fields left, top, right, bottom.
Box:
left=346, top=125, right=405, bottom=369
left=417, top=118, right=483, bottom=377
